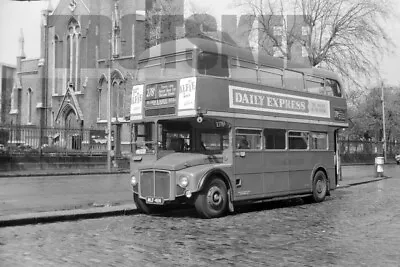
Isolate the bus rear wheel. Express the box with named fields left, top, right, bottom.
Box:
left=194, top=177, right=228, bottom=219
left=307, top=170, right=328, bottom=203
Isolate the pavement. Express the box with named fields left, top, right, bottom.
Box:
left=0, top=167, right=129, bottom=178
left=0, top=164, right=396, bottom=228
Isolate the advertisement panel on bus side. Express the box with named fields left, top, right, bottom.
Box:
left=229, top=85, right=331, bottom=118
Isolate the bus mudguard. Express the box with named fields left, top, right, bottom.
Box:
left=310, top=164, right=330, bottom=193
left=198, top=168, right=235, bottom=212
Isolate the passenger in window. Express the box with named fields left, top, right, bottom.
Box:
left=238, top=138, right=250, bottom=149
left=200, top=141, right=207, bottom=151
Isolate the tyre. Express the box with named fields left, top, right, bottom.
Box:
left=308, top=170, right=328, bottom=203
left=133, top=193, right=153, bottom=214
left=194, top=177, right=228, bottom=219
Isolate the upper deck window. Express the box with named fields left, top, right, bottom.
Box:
left=197, top=52, right=229, bottom=77
left=305, top=75, right=342, bottom=97
left=137, top=58, right=162, bottom=82
left=258, top=65, right=283, bottom=87
left=325, top=79, right=342, bottom=97
left=284, top=70, right=304, bottom=91
left=231, top=58, right=257, bottom=82
left=305, top=76, right=325, bottom=95
left=164, top=52, right=193, bottom=77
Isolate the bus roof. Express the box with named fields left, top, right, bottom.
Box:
left=139, top=37, right=342, bottom=86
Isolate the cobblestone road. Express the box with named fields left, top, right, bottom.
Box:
left=1, top=176, right=400, bottom=266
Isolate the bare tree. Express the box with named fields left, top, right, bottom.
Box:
left=236, top=0, right=395, bottom=89
left=145, top=0, right=220, bottom=48
left=346, top=85, right=400, bottom=141
left=145, top=0, right=185, bottom=48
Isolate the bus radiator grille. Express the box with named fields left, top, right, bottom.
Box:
left=140, top=170, right=170, bottom=200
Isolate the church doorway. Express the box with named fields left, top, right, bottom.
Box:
left=64, top=109, right=82, bottom=150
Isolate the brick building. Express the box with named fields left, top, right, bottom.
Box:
left=10, top=0, right=147, bottom=155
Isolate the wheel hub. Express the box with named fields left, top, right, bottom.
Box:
left=316, top=179, right=326, bottom=196
left=207, top=186, right=223, bottom=208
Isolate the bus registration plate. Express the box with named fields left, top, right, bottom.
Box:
left=146, top=197, right=164, bottom=205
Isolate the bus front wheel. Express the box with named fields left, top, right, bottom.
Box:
left=194, top=177, right=228, bottom=219
left=309, top=170, right=328, bottom=203
left=133, top=193, right=153, bottom=214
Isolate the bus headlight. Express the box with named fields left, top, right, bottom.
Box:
left=178, top=176, right=189, bottom=188
left=185, top=190, right=192, bottom=198
left=130, top=175, right=138, bottom=186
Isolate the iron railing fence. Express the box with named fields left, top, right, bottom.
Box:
left=0, top=124, right=109, bottom=156
left=338, top=139, right=400, bottom=163
left=1, top=125, right=399, bottom=163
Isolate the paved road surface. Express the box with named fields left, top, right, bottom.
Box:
left=0, top=173, right=131, bottom=216
left=0, top=165, right=398, bottom=217
left=1, top=173, right=399, bottom=266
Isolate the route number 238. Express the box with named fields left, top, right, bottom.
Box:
left=146, top=87, right=156, bottom=98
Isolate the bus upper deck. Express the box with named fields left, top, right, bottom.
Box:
left=131, top=38, right=347, bottom=128
left=136, top=37, right=344, bottom=97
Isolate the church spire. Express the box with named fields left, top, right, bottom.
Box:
left=113, top=0, right=120, bottom=29
left=46, top=0, right=54, bottom=13
left=18, top=28, right=26, bottom=59
left=112, top=0, right=121, bottom=58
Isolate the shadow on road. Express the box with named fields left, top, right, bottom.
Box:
left=139, top=197, right=338, bottom=219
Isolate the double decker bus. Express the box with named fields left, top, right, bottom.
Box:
left=129, top=37, right=348, bottom=218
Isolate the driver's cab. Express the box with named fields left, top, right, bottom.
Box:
left=130, top=117, right=232, bottom=167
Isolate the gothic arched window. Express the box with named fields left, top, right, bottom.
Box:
left=98, top=75, right=108, bottom=120
left=66, top=18, right=81, bottom=91
left=52, top=35, right=60, bottom=95
left=27, top=88, right=32, bottom=124
left=111, top=70, right=125, bottom=119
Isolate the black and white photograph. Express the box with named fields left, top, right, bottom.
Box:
left=0, top=0, right=400, bottom=266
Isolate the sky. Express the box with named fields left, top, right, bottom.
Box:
left=0, top=0, right=399, bottom=87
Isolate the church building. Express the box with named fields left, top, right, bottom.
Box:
left=10, top=0, right=147, bottom=155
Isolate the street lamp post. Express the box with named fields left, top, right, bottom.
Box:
left=381, top=82, right=387, bottom=162
left=107, top=34, right=113, bottom=171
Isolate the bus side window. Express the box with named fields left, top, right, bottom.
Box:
left=164, top=52, right=193, bottom=77
left=264, top=128, right=286, bottom=149
left=325, top=79, right=342, bottom=97
left=197, top=52, right=229, bottom=77
left=235, top=129, right=262, bottom=150
left=258, top=66, right=283, bottom=87
left=231, top=58, right=257, bottom=82
left=305, top=76, right=324, bottom=95
left=137, top=58, right=162, bottom=82
left=288, top=131, right=309, bottom=150
left=284, top=70, right=304, bottom=91
left=310, top=132, right=328, bottom=150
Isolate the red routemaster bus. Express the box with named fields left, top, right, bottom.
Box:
left=129, top=37, right=348, bottom=218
